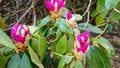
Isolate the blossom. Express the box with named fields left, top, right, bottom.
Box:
left=11, top=24, right=30, bottom=44
left=44, top=0, right=65, bottom=20
left=11, top=24, right=30, bottom=43
left=74, top=31, right=90, bottom=60
left=11, top=24, right=30, bottom=52
left=66, top=11, right=78, bottom=28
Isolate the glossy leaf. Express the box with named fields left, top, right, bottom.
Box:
left=94, top=37, right=114, bottom=58
left=28, top=45, right=44, bottom=68
left=37, top=16, right=50, bottom=30
left=86, top=25, right=103, bottom=34
left=73, top=61, right=84, bottom=68
left=105, top=0, right=120, bottom=9
left=58, top=55, right=72, bottom=68
left=96, top=0, right=106, bottom=13
left=0, top=16, right=5, bottom=30
left=7, top=54, right=20, bottom=68
left=87, top=46, right=112, bottom=68
left=55, top=35, right=67, bottom=54
left=29, top=33, right=47, bottom=62
left=78, top=23, right=102, bottom=34
left=62, top=8, right=68, bottom=17
left=67, top=35, right=75, bottom=53
left=111, top=2, right=120, bottom=21
left=0, top=52, right=7, bottom=67
left=0, top=29, right=16, bottom=49
left=20, top=53, right=32, bottom=68
left=95, top=11, right=107, bottom=25
left=73, top=14, right=82, bottom=21
left=55, top=18, right=73, bottom=34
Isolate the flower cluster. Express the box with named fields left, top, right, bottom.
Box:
left=45, top=0, right=65, bottom=20
left=74, top=31, right=90, bottom=60
left=11, top=24, right=30, bottom=52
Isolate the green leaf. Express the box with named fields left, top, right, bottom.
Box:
left=95, top=11, right=107, bottom=25
left=94, top=37, right=114, bottom=58
left=66, top=35, right=75, bottom=53
left=111, top=2, right=120, bottom=21
left=91, top=9, right=99, bottom=17
left=0, top=52, right=7, bottom=67
left=105, top=0, right=120, bottom=9
left=58, top=55, right=72, bottom=68
left=96, top=0, right=106, bottom=13
left=73, top=61, right=84, bottom=68
left=87, top=46, right=112, bottom=68
left=7, top=54, right=20, bottom=68
left=45, top=28, right=52, bottom=38
left=55, top=18, right=73, bottom=34
left=56, top=29, right=62, bottom=38
left=55, top=35, right=67, bottom=54
left=73, top=29, right=80, bottom=37
left=37, top=16, right=50, bottom=30
left=0, top=29, right=16, bottom=49
left=0, top=16, right=5, bottom=30
left=78, top=23, right=102, bottom=34
left=20, top=53, right=32, bottom=68
left=73, top=14, right=82, bottom=21
left=29, top=33, right=47, bottom=62
left=62, top=8, right=68, bottom=17
left=28, top=45, right=44, bottom=68
left=86, top=25, right=103, bottom=34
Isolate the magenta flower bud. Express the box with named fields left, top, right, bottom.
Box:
left=11, top=24, right=30, bottom=44
left=45, top=0, right=65, bottom=12
left=74, top=31, right=90, bottom=60
left=67, top=11, right=72, bottom=20
left=76, top=31, right=90, bottom=53
left=66, top=11, right=78, bottom=28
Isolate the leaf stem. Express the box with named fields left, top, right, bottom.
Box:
left=52, top=52, right=63, bottom=57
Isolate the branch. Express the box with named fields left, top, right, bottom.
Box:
left=82, top=0, right=92, bottom=16
left=83, top=11, right=90, bottom=29
left=114, top=8, right=120, bottom=14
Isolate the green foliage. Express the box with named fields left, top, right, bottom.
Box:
left=105, top=0, right=120, bottom=9
left=73, top=14, right=83, bottom=21
left=37, top=16, right=50, bottom=30
left=94, top=37, right=114, bottom=58
left=7, top=54, right=20, bottom=68
left=79, top=23, right=102, bottom=34
left=55, top=35, right=67, bottom=54
left=55, top=18, right=73, bottom=34
left=87, top=46, right=112, bottom=68
left=20, top=53, right=32, bottom=68
left=29, top=33, right=47, bottom=62
left=95, top=11, right=107, bottom=25
left=0, top=29, right=16, bottom=49
left=58, top=55, right=73, bottom=68
left=0, top=16, right=5, bottom=30
left=28, top=45, right=44, bottom=68
left=0, top=52, right=7, bottom=68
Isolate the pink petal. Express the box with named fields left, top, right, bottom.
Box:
left=45, top=0, right=54, bottom=11
left=67, top=11, right=72, bottom=20
left=58, top=0, right=65, bottom=11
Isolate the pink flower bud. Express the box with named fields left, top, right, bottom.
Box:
left=45, top=0, right=65, bottom=13
left=67, top=11, right=72, bottom=20
left=66, top=11, right=78, bottom=28
left=75, top=31, right=90, bottom=54
left=11, top=24, right=30, bottom=44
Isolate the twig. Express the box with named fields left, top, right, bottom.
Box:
left=114, top=8, right=120, bottom=14
left=82, top=0, right=92, bottom=16
left=32, top=1, right=36, bottom=26
left=83, top=11, right=90, bottom=29
left=17, top=5, right=33, bottom=24
left=96, top=13, right=112, bottom=38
